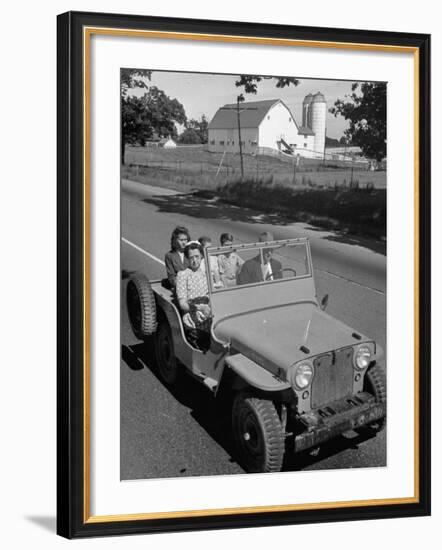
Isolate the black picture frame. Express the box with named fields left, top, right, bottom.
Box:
left=57, top=10, right=431, bottom=539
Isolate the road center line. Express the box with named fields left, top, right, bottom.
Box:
left=122, top=237, right=165, bottom=266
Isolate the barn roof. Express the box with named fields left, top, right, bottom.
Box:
left=209, top=99, right=288, bottom=129
left=298, top=126, right=315, bottom=136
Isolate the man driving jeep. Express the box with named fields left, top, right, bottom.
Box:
left=237, top=232, right=283, bottom=285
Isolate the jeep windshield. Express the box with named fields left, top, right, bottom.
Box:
left=206, top=239, right=312, bottom=293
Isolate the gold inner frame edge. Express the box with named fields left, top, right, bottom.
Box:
left=82, top=26, right=421, bottom=524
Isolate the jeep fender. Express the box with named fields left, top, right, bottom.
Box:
left=225, top=354, right=291, bottom=392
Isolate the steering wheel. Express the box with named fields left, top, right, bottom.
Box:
left=265, top=268, right=297, bottom=280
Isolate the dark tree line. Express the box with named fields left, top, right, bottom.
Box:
left=121, top=69, right=187, bottom=164
left=330, top=82, right=387, bottom=161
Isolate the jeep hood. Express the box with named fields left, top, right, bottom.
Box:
left=213, top=302, right=372, bottom=375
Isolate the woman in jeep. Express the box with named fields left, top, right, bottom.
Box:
left=175, top=241, right=211, bottom=349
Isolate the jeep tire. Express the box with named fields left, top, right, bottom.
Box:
left=232, top=392, right=285, bottom=473
left=155, top=321, right=179, bottom=385
left=361, top=363, right=387, bottom=434
left=126, top=273, right=158, bottom=339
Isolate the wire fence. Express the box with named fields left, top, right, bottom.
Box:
left=128, top=158, right=378, bottom=176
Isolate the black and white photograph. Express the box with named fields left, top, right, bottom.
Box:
left=120, top=69, right=387, bottom=480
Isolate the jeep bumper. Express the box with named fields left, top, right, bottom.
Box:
left=293, top=391, right=386, bottom=453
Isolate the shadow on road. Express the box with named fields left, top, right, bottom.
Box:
left=122, top=269, right=136, bottom=280
left=304, top=225, right=386, bottom=255
left=283, top=430, right=380, bottom=471
left=121, top=341, right=381, bottom=474
left=122, top=344, right=145, bottom=371
left=140, top=192, right=385, bottom=255
left=142, top=192, right=290, bottom=224
left=122, top=341, right=238, bottom=466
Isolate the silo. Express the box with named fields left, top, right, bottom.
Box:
left=302, top=93, right=313, bottom=127
left=310, top=92, right=327, bottom=156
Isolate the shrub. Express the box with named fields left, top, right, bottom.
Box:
left=216, top=175, right=386, bottom=236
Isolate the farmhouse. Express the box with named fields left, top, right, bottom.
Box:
left=159, top=137, right=177, bottom=148
left=208, top=93, right=326, bottom=158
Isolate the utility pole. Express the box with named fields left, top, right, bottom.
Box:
left=293, top=153, right=300, bottom=185
left=220, top=94, right=257, bottom=180
left=236, top=96, right=244, bottom=178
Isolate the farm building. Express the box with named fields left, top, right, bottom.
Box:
left=144, top=135, right=177, bottom=148
left=208, top=93, right=326, bottom=158
left=160, top=137, right=177, bottom=148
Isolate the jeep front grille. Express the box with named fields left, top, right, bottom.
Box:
left=311, top=348, right=354, bottom=408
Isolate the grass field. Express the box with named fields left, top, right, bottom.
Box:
left=124, top=145, right=386, bottom=189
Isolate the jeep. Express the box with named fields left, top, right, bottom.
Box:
left=126, top=237, right=386, bottom=473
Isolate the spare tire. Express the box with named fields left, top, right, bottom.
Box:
left=126, top=273, right=158, bottom=339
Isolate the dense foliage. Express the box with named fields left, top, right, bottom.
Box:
left=330, top=82, right=386, bottom=161
left=178, top=116, right=209, bottom=144
left=121, top=70, right=186, bottom=163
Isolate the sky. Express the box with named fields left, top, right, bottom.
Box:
left=128, top=70, right=362, bottom=139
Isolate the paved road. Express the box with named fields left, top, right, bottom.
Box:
left=121, top=179, right=386, bottom=480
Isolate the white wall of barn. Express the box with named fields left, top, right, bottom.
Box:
left=293, top=134, right=316, bottom=157
left=208, top=127, right=259, bottom=154
left=258, top=102, right=298, bottom=149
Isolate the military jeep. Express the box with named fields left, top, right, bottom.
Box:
left=126, top=237, right=386, bottom=473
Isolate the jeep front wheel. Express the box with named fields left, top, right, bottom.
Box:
left=232, top=393, right=285, bottom=473
left=155, top=322, right=179, bottom=385
left=360, top=363, right=387, bottom=434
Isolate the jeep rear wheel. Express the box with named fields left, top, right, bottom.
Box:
left=232, top=393, right=285, bottom=473
left=126, top=273, right=157, bottom=339
left=155, top=322, right=179, bottom=385
left=361, top=363, right=387, bottom=434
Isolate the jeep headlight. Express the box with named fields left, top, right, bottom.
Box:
left=355, top=345, right=371, bottom=370
left=292, top=363, right=314, bottom=390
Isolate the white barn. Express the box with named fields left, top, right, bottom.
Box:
left=208, top=96, right=325, bottom=159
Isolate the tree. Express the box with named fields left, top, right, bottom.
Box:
left=121, top=78, right=187, bottom=163
left=196, top=115, right=208, bottom=144
left=121, top=68, right=151, bottom=97
left=235, top=75, right=300, bottom=94
left=179, top=127, right=201, bottom=144
left=330, top=82, right=386, bottom=161
left=142, top=86, right=187, bottom=138
left=179, top=116, right=209, bottom=144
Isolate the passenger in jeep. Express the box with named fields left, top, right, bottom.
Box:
left=175, top=241, right=211, bottom=350
left=164, top=225, right=191, bottom=289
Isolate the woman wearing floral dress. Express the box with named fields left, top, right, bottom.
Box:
left=175, top=241, right=211, bottom=349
